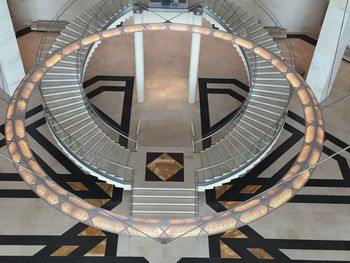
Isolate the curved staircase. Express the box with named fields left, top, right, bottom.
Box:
left=195, top=0, right=292, bottom=190
left=40, top=0, right=135, bottom=188
left=38, top=0, right=293, bottom=192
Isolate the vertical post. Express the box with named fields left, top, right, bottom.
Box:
left=0, top=0, right=25, bottom=96
left=133, top=5, right=145, bottom=103
left=188, top=7, right=203, bottom=104
left=306, top=0, right=350, bottom=103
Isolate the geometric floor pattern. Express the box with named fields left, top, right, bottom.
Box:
left=2, top=73, right=350, bottom=261
left=145, top=152, right=184, bottom=182
left=194, top=55, right=350, bottom=261
left=198, top=107, right=350, bottom=262
left=0, top=76, right=142, bottom=262
left=182, top=113, right=350, bottom=263
left=2, top=69, right=350, bottom=261
left=1, top=34, right=350, bottom=262
left=198, top=77, right=249, bottom=150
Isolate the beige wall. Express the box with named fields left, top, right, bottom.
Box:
left=233, top=0, right=329, bottom=37
left=7, top=0, right=96, bottom=30
left=8, top=0, right=329, bottom=37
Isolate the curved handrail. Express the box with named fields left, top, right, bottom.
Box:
left=73, top=0, right=138, bottom=148
left=0, top=145, right=326, bottom=241
left=252, top=0, right=296, bottom=68
left=36, top=0, right=294, bottom=185
left=36, top=0, right=79, bottom=63
left=43, top=104, right=134, bottom=181
left=197, top=109, right=287, bottom=172
left=35, top=2, right=136, bottom=179
left=195, top=83, right=293, bottom=179
left=36, top=0, right=295, bottom=153
left=36, top=1, right=137, bottom=183
left=193, top=0, right=295, bottom=179
left=70, top=0, right=265, bottom=153
left=6, top=23, right=324, bottom=243
left=192, top=97, right=248, bottom=146
left=191, top=0, right=259, bottom=150
left=84, top=98, right=140, bottom=145
left=38, top=0, right=139, bottom=151
left=192, top=0, right=294, bottom=150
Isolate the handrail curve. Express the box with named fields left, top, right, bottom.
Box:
left=6, top=24, right=324, bottom=243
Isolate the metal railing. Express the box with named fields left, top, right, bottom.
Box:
left=34, top=0, right=296, bottom=216
left=37, top=0, right=140, bottom=168
left=196, top=109, right=288, bottom=185
left=36, top=0, right=294, bottom=153
left=83, top=97, right=141, bottom=151
left=129, top=167, right=136, bottom=215
left=73, top=0, right=138, bottom=150
left=43, top=103, right=135, bottom=181
left=191, top=98, right=249, bottom=152
left=36, top=0, right=79, bottom=63
left=191, top=0, right=295, bottom=151
left=252, top=0, right=296, bottom=68
left=194, top=171, right=199, bottom=215
left=6, top=20, right=331, bottom=243
left=191, top=0, right=294, bottom=187
left=35, top=0, right=139, bottom=184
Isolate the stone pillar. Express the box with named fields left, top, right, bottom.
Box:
left=133, top=5, right=145, bottom=103
left=0, top=0, right=25, bottom=96
left=307, top=0, right=350, bottom=103
left=188, top=7, right=203, bottom=104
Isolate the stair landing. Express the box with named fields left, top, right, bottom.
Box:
left=128, top=146, right=198, bottom=216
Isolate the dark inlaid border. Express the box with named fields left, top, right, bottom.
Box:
left=83, top=76, right=134, bottom=147
left=287, top=34, right=318, bottom=46
left=15, top=27, right=33, bottom=38
left=287, top=34, right=349, bottom=64
left=198, top=78, right=249, bottom=149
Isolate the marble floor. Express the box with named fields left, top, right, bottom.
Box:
left=85, top=25, right=249, bottom=191
left=0, top=25, right=350, bottom=263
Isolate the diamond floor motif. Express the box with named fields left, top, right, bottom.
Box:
left=146, top=153, right=184, bottom=181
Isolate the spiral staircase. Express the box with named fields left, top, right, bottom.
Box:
left=40, top=0, right=136, bottom=189
left=195, top=0, right=292, bottom=190
left=6, top=0, right=326, bottom=240
left=36, top=0, right=293, bottom=215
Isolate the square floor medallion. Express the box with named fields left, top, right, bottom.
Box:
left=145, top=152, right=184, bottom=182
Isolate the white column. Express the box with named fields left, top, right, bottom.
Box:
left=188, top=7, right=203, bottom=104
left=0, top=0, right=25, bottom=96
left=307, top=0, right=350, bottom=103
left=133, top=6, right=145, bottom=103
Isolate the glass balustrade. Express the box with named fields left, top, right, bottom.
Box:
left=3, top=0, right=339, bottom=245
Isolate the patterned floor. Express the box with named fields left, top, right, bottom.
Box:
left=145, top=152, right=185, bottom=181
left=0, top=31, right=350, bottom=262
left=0, top=77, right=129, bottom=262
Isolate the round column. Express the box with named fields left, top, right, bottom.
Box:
left=188, top=7, right=203, bottom=104
left=133, top=5, right=145, bottom=103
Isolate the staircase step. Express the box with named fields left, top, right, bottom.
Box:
left=132, top=210, right=196, bottom=215
left=131, top=186, right=197, bottom=215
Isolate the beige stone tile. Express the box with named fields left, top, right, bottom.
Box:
left=0, top=245, right=45, bottom=256
left=281, top=249, right=350, bottom=261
